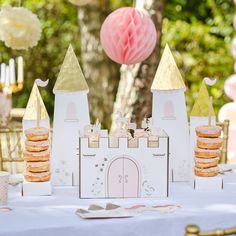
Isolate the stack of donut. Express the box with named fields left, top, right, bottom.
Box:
left=194, top=125, right=222, bottom=177
left=23, top=127, right=50, bottom=182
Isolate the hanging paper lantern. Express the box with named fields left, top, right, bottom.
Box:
left=224, top=74, right=236, bottom=101
left=0, top=6, right=41, bottom=50
left=231, top=37, right=236, bottom=59
left=100, top=7, right=157, bottom=65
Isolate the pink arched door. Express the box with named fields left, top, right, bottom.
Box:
left=107, top=157, right=123, bottom=198
left=123, top=158, right=139, bottom=197
left=107, top=156, right=140, bottom=198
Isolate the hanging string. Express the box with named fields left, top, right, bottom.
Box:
left=135, top=0, right=145, bottom=10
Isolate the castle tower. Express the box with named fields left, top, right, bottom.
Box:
left=52, top=45, right=90, bottom=186
left=190, top=81, right=215, bottom=180
left=151, top=44, right=189, bottom=181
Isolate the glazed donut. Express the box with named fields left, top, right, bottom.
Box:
left=196, top=125, right=222, bottom=138
left=195, top=157, right=220, bottom=168
left=25, top=140, right=49, bottom=152
left=22, top=149, right=50, bottom=162
left=24, top=171, right=50, bottom=182
left=26, top=161, right=50, bottom=173
left=194, top=166, right=219, bottom=177
left=25, top=127, right=49, bottom=141
left=197, top=137, right=222, bottom=150
left=194, top=147, right=221, bottom=158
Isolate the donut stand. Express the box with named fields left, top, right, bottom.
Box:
left=190, top=84, right=223, bottom=190
left=21, top=81, right=52, bottom=196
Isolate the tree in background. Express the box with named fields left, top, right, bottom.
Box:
left=77, top=0, right=120, bottom=128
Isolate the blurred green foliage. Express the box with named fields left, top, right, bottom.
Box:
left=0, top=0, right=235, bottom=120
left=163, top=0, right=234, bottom=115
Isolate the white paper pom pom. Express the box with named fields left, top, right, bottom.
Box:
left=0, top=6, right=41, bottom=50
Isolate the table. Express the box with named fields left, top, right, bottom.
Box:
left=1, top=165, right=236, bottom=236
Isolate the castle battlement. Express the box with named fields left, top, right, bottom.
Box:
left=80, top=131, right=168, bottom=152
left=80, top=129, right=169, bottom=199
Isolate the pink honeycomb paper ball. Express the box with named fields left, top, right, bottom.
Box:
left=100, top=7, right=157, bottom=65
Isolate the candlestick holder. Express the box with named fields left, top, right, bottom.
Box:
left=0, top=57, right=24, bottom=127
left=10, top=82, right=24, bottom=94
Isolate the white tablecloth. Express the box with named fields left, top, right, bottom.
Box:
left=1, top=165, right=236, bottom=236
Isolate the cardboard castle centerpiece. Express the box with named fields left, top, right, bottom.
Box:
left=51, top=44, right=225, bottom=197
left=52, top=45, right=90, bottom=186
left=151, top=45, right=189, bottom=182
left=50, top=44, right=190, bottom=196
left=80, top=124, right=169, bottom=198
left=22, top=81, right=52, bottom=196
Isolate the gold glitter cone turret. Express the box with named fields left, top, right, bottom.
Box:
left=191, top=81, right=215, bottom=117
left=23, top=83, right=49, bottom=120
left=53, top=44, right=89, bottom=93
left=151, top=44, right=186, bottom=91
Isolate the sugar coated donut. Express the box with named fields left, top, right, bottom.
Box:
left=196, top=125, right=222, bottom=138
left=194, top=166, right=219, bottom=177
left=25, top=127, right=49, bottom=141
left=26, top=161, right=50, bottom=173
left=197, top=137, right=222, bottom=150
left=22, top=149, right=50, bottom=162
left=194, top=147, right=221, bottom=158
left=25, top=140, right=49, bottom=152
left=195, top=157, right=220, bottom=168
left=24, top=171, right=50, bottom=182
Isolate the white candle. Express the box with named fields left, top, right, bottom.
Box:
left=17, top=56, right=23, bottom=83
left=0, top=63, right=6, bottom=84
left=9, top=58, right=16, bottom=84
left=5, top=66, right=10, bottom=87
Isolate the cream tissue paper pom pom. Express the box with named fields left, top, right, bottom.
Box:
left=0, top=6, right=41, bottom=50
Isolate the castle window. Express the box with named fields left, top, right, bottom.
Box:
left=162, top=100, right=176, bottom=120
left=64, top=102, right=79, bottom=122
